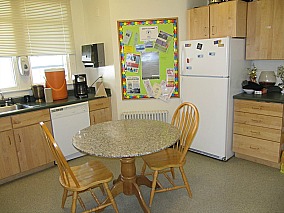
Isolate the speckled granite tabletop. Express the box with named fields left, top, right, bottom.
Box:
left=72, top=120, right=180, bottom=158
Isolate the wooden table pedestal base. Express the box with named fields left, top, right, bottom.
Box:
left=104, top=157, right=152, bottom=213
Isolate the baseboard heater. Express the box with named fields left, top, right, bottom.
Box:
left=121, top=110, right=168, bottom=123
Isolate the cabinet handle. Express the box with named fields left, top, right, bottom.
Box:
left=250, top=130, right=260, bottom=135
left=204, top=27, right=208, bottom=36
left=251, top=107, right=262, bottom=110
left=212, top=26, right=215, bottom=35
left=8, top=135, right=11, bottom=145
left=251, top=119, right=262, bottom=123
left=17, top=134, right=22, bottom=143
left=249, top=146, right=259, bottom=150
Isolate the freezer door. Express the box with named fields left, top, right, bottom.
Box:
left=180, top=38, right=229, bottom=77
left=181, top=76, right=230, bottom=160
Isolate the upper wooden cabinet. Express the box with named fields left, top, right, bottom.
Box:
left=187, top=6, right=209, bottom=40
left=187, top=1, right=247, bottom=40
left=246, top=0, right=284, bottom=60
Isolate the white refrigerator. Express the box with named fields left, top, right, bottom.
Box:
left=180, top=37, right=250, bottom=161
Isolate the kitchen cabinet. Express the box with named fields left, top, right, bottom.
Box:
left=11, top=109, right=54, bottom=172
left=246, top=0, right=284, bottom=60
left=187, top=6, right=209, bottom=40
left=233, top=99, right=284, bottom=168
left=89, top=98, right=112, bottom=125
left=187, top=1, right=247, bottom=40
left=0, top=117, right=20, bottom=179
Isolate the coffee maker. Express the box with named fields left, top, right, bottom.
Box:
left=73, top=74, right=88, bottom=98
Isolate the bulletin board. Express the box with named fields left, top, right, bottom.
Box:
left=117, top=17, right=179, bottom=100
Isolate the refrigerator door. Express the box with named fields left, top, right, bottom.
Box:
left=181, top=76, right=230, bottom=160
left=180, top=38, right=229, bottom=77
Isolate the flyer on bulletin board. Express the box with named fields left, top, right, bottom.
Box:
left=118, top=18, right=179, bottom=100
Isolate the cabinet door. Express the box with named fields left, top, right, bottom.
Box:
left=210, top=1, right=247, bottom=38
left=90, top=108, right=112, bottom=125
left=246, top=0, right=284, bottom=60
left=14, top=121, right=54, bottom=172
left=0, top=130, right=20, bottom=179
left=187, top=6, right=209, bottom=40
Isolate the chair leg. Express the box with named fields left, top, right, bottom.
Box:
left=170, top=167, right=175, bottom=179
left=103, top=182, right=119, bottom=213
left=71, top=191, right=78, bottom=213
left=149, top=170, right=158, bottom=207
left=141, top=162, right=146, bottom=175
left=179, top=166, right=192, bottom=198
left=61, top=189, right=68, bottom=208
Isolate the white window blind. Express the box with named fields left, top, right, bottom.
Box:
left=0, top=0, right=75, bottom=56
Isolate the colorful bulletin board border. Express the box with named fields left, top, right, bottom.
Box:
left=117, top=17, right=179, bottom=100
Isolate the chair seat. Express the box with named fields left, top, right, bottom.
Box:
left=60, top=160, right=113, bottom=191
left=142, top=148, right=184, bottom=170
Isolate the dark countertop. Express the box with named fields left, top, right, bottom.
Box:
left=0, top=89, right=111, bottom=118
left=233, top=92, right=284, bottom=104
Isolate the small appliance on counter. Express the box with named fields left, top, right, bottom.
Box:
left=73, top=74, right=88, bottom=98
left=32, top=85, right=45, bottom=103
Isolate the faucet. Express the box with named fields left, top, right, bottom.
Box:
left=5, top=98, right=14, bottom=106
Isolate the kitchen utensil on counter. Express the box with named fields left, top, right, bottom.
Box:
left=32, top=85, right=45, bottom=103
left=258, top=71, right=276, bottom=88
left=243, top=89, right=255, bottom=94
left=44, top=88, right=53, bottom=103
left=23, top=95, right=31, bottom=103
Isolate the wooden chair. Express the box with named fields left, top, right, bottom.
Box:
left=39, top=122, right=119, bottom=213
left=141, top=102, right=199, bottom=207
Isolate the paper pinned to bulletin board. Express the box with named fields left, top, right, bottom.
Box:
left=117, top=18, right=179, bottom=100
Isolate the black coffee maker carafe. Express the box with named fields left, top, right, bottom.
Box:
left=73, top=74, right=88, bottom=98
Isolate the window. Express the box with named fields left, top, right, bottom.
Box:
left=30, top=55, right=69, bottom=85
left=0, top=0, right=75, bottom=90
left=0, top=57, right=16, bottom=89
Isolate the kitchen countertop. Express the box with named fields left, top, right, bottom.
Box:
left=233, top=92, right=284, bottom=104
left=0, top=89, right=111, bottom=118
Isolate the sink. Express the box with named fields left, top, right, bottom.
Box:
left=0, top=104, right=35, bottom=114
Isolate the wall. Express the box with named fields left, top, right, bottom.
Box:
left=107, top=0, right=207, bottom=121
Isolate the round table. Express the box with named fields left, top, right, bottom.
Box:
left=72, top=120, right=180, bottom=213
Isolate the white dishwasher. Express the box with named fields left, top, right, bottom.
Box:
left=50, top=101, right=90, bottom=161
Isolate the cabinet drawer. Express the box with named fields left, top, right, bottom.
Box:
left=234, top=123, right=281, bottom=142
left=11, top=109, right=50, bottom=128
left=89, top=98, right=111, bottom=111
left=233, top=134, right=280, bottom=163
left=234, top=99, right=283, bottom=117
left=0, top=117, right=12, bottom=131
left=234, top=111, right=282, bottom=130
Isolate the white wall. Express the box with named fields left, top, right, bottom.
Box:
left=70, top=0, right=207, bottom=121
left=107, top=0, right=208, bottom=121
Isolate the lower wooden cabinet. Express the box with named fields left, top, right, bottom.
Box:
left=89, top=97, right=112, bottom=125
left=233, top=99, right=284, bottom=168
left=0, top=97, right=112, bottom=183
left=0, top=129, right=20, bottom=179
left=0, top=109, right=54, bottom=183
left=13, top=121, right=54, bottom=172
